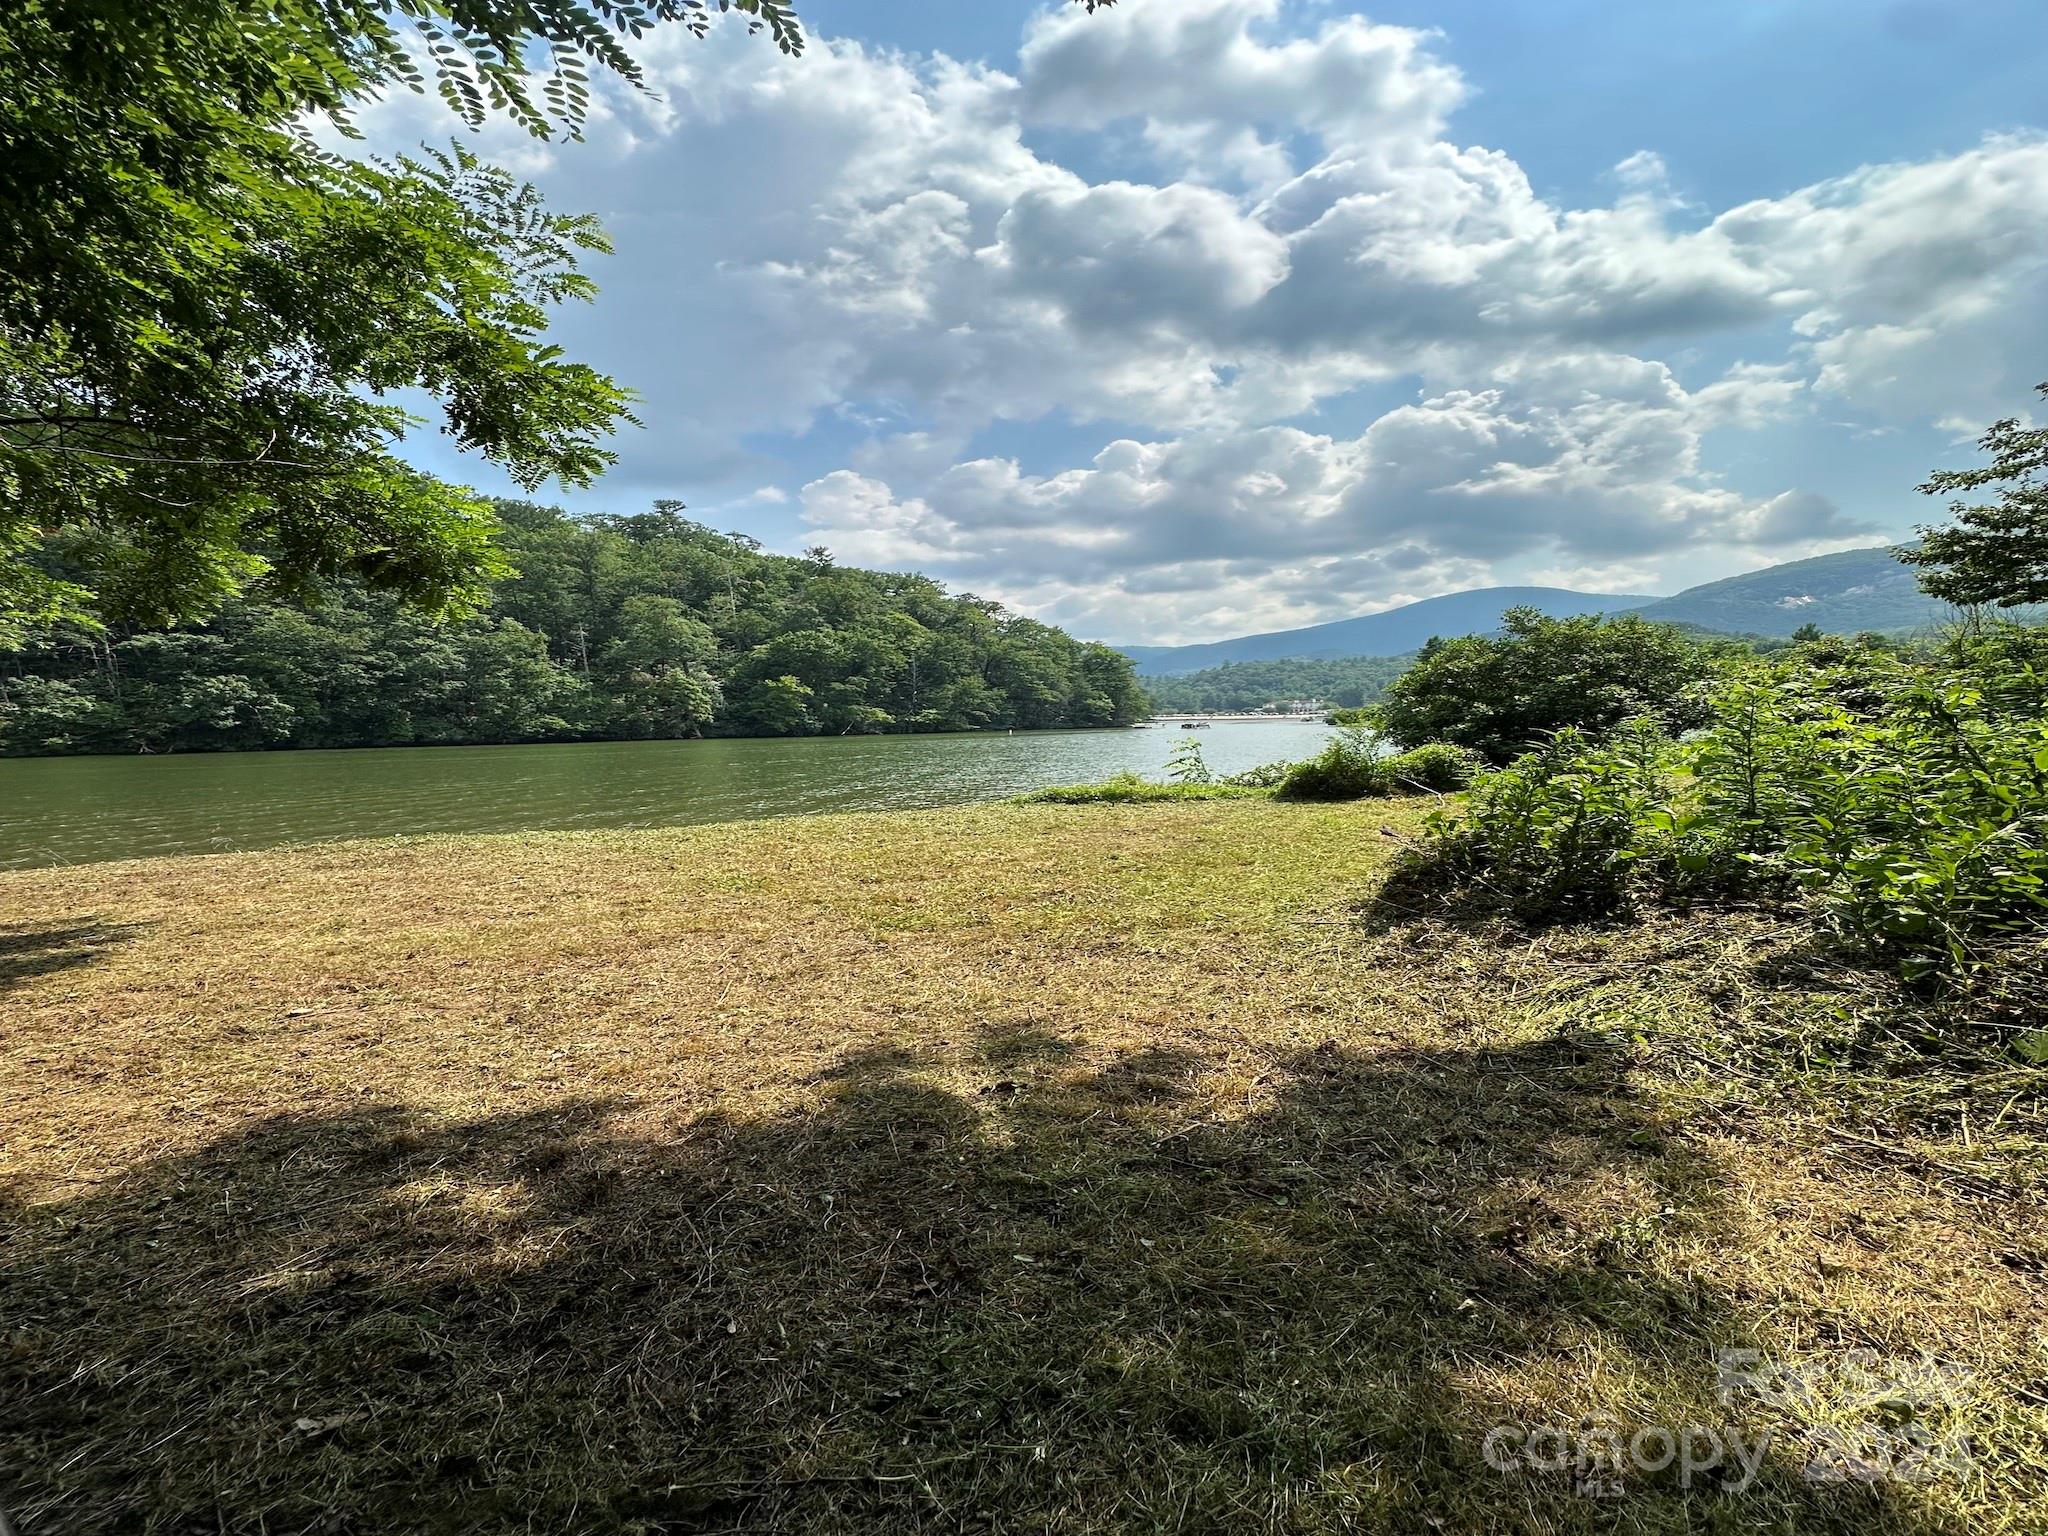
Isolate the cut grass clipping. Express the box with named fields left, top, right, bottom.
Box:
left=2, top=800, right=2043, bottom=1533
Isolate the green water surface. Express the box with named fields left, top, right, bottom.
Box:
left=0, top=720, right=1334, bottom=869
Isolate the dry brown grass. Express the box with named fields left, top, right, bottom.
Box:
left=1, top=800, right=2043, bottom=1533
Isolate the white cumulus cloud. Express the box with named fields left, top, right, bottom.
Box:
left=348, top=0, right=2046, bottom=636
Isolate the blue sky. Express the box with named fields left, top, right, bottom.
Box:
left=379, top=0, right=2048, bottom=643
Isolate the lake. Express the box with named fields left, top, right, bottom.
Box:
left=0, top=720, right=1337, bottom=869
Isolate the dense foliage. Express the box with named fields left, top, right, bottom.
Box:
left=1398, top=402, right=2048, bottom=986
left=1141, top=656, right=1411, bottom=713
left=1409, top=626, right=2048, bottom=983
left=1905, top=381, right=2048, bottom=609
left=1275, top=731, right=1482, bottom=802
left=1373, top=607, right=1726, bottom=763
left=0, top=1, right=1128, bottom=639
left=0, top=502, right=1146, bottom=753
left=0, top=2, right=722, bottom=638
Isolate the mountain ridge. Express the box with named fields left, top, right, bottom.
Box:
left=1114, top=547, right=1949, bottom=675
left=1117, top=586, right=1659, bottom=675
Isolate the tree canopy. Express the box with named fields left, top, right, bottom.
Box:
left=0, top=3, right=729, bottom=640
left=1905, top=382, right=2048, bottom=609
left=1, top=501, right=1149, bottom=753
left=0, top=1, right=1117, bottom=644
left=1372, top=607, right=1726, bottom=763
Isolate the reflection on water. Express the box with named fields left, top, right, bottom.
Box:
left=0, top=721, right=1336, bottom=869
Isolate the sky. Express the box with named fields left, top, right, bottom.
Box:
left=366, top=0, right=2048, bottom=645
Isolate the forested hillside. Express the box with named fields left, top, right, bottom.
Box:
left=0, top=503, right=1146, bottom=755
left=1142, top=656, right=1412, bottom=713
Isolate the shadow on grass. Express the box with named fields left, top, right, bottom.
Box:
left=0, top=1029, right=1968, bottom=1535
left=0, top=919, right=144, bottom=993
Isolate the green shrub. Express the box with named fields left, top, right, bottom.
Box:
left=1414, top=722, right=1676, bottom=919
left=1943, top=617, right=2048, bottom=717
left=1772, top=674, right=2048, bottom=978
left=1166, top=738, right=1213, bottom=784
left=1275, top=728, right=1391, bottom=801
left=1018, top=740, right=1310, bottom=804
left=1663, top=642, right=2048, bottom=975
left=1408, top=632, right=2048, bottom=981
left=1648, top=676, right=1826, bottom=902
left=1223, top=760, right=1293, bottom=788
left=1273, top=731, right=1483, bottom=802
left=1375, top=607, right=1724, bottom=763
left=1380, top=742, right=1485, bottom=793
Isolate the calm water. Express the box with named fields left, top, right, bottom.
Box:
left=0, top=721, right=1335, bottom=870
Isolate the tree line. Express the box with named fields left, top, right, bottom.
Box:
left=1139, top=655, right=1412, bottom=714
left=0, top=502, right=1147, bottom=754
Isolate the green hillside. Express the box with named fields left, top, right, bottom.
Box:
left=1, top=503, right=1147, bottom=755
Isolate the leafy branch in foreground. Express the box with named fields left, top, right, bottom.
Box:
left=4, top=141, right=630, bottom=635
left=0, top=4, right=655, bottom=640
left=0, top=1, right=1120, bottom=643
left=1905, top=381, right=2048, bottom=609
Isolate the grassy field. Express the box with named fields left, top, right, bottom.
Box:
left=2, top=800, right=2043, bottom=1533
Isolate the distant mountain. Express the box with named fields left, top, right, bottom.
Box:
left=1113, top=547, right=1967, bottom=675
left=1117, top=587, right=1657, bottom=676
left=1629, top=546, right=1950, bottom=637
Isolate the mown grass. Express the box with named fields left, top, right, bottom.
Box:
left=1, top=800, right=2043, bottom=1534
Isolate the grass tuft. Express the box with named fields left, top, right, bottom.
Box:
left=1015, top=770, right=1272, bottom=803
